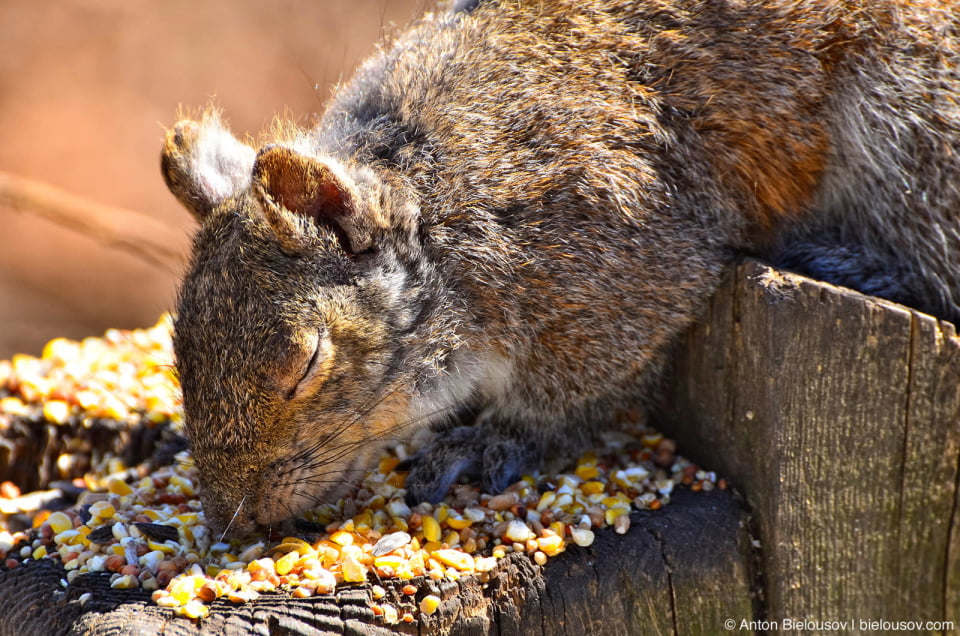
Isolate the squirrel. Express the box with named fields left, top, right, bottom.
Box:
left=161, top=0, right=959, bottom=536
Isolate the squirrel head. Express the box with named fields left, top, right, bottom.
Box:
left=161, top=112, right=423, bottom=536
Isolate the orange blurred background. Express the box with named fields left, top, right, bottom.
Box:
left=0, top=0, right=424, bottom=357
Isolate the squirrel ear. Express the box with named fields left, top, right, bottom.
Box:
left=161, top=111, right=255, bottom=223
left=252, top=146, right=372, bottom=255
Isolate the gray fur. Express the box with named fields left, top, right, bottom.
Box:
left=162, top=0, right=960, bottom=536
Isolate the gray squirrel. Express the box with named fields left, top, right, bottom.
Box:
left=161, top=0, right=959, bottom=536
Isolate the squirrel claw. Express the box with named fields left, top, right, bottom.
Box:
left=402, top=425, right=540, bottom=505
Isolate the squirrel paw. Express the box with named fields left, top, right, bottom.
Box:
left=402, top=426, right=539, bottom=505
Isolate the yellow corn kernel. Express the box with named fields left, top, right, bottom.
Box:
left=42, top=337, right=78, bottom=362
left=147, top=540, right=177, bottom=555
left=46, top=511, right=74, bottom=534
left=180, top=600, right=210, bottom=619
left=275, top=550, right=299, bottom=576
left=575, top=464, right=600, bottom=480
left=43, top=400, right=71, bottom=424
left=329, top=530, right=354, bottom=546
left=420, top=594, right=441, bottom=615
left=107, top=478, right=133, bottom=496
left=580, top=481, right=605, bottom=496
left=111, top=574, right=139, bottom=589
left=442, top=530, right=460, bottom=547
left=537, top=533, right=566, bottom=556
left=169, top=576, right=200, bottom=603
left=247, top=558, right=276, bottom=575
left=0, top=397, right=28, bottom=416
left=422, top=516, right=441, bottom=543
left=87, top=501, right=116, bottom=520
left=373, top=554, right=406, bottom=570
left=450, top=512, right=476, bottom=529
left=379, top=456, right=400, bottom=474
left=340, top=554, right=366, bottom=582
left=535, top=491, right=556, bottom=512
left=431, top=549, right=475, bottom=571
left=605, top=506, right=632, bottom=526
left=169, top=476, right=195, bottom=496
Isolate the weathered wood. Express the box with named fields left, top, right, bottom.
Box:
left=0, top=489, right=753, bottom=635
left=659, top=259, right=960, bottom=633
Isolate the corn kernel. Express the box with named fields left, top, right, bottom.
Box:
left=373, top=554, right=406, bottom=570
left=432, top=549, right=474, bottom=571
left=420, top=594, right=441, bottom=615
left=330, top=530, right=354, bottom=546
left=111, top=574, right=139, bottom=589
left=107, top=478, right=133, bottom=496
left=275, top=550, right=299, bottom=576
left=88, top=501, right=116, bottom=520
left=180, top=599, right=209, bottom=619
left=537, top=534, right=565, bottom=556
left=580, top=481, right=605, bottom=495
left=43, top=400, right=71, bottom=424
left=446, top=516, right=472, bottom=530
left=0, top=396, right=28, bottom=416
left=422, top=515, right=441, bottom=543
left=575, top=464, right=599, bottom=480
left=46, top=511, right=74, bottom=534
left=341, top=554, right=366, bottom=582
left=570, top=528, right=595, bottom=547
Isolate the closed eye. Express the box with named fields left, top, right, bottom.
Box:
left=286, top=340, right=320, bottom=400
left=286, top=332, right=335, bottom=400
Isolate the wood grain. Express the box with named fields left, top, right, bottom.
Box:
left=659, top=259, right=960, bottom=632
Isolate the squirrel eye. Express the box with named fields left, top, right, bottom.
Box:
left=286, top=332, right=327, bottom=400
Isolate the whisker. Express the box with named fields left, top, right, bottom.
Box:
left=219, top=495, right=246, bottom=542
left=292, top=402, right=457, bottom=473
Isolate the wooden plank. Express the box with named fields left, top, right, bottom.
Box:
left=660, top=259, right=960, bottom=633
left=899, top=316, right=960, bottom=625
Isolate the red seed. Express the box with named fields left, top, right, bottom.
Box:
left=104, top=554, right=126, bottom=572
left=119, top=564, right=140, bottom=577
left=156, top=570, right=176, bottom=586
left=197, top=582, right=218, bottom=603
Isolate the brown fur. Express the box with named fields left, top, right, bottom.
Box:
left=162, top=0, right=960, bottom=535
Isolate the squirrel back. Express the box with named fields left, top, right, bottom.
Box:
left=162, top=0, right=960, bottom=535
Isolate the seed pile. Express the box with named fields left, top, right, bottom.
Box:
left=0, top=314, right=179, bottom=426
left=0, top=315, right=181, bottom=496
left=0, top=319, right=724, bottom=624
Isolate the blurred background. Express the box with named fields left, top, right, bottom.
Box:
left=0, top=0, right=424, bottom=358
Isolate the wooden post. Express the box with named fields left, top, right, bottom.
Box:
left=659, top=259, right=960, bottom=632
